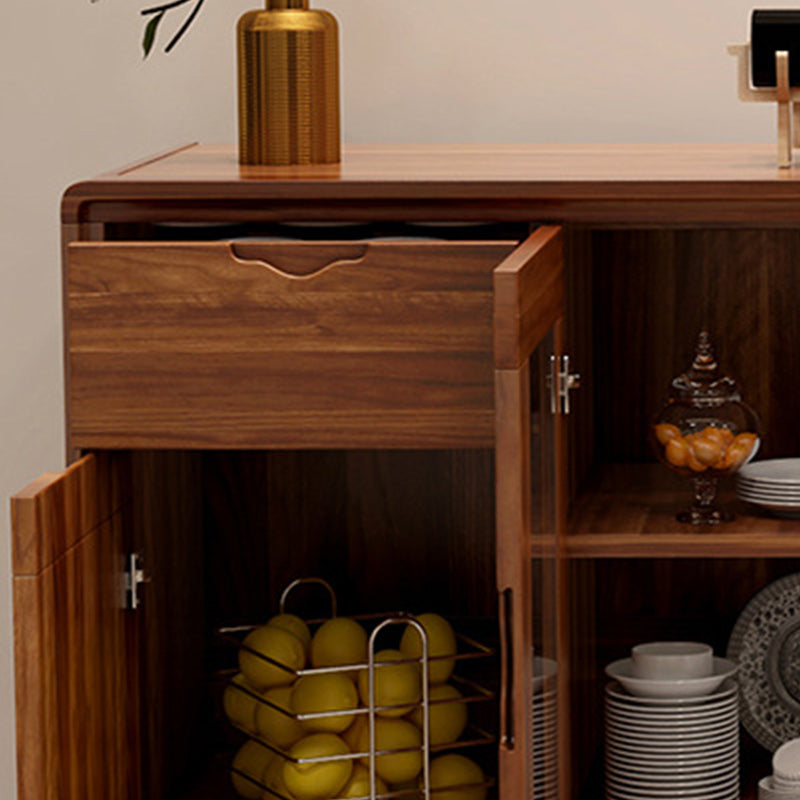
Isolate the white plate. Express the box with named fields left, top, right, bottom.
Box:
left=606, top=771, right=739, bottom=792
left=605, top=736, right=739, bottom=756
left=736, top=475, right=800, bottom=489
left=605, top=719, right=738, bottom=739
left=737, top=472, right=800, bottom=485
left=737, top=487, right=800, bottom=501
left=607, top=790, right=737, bottom=800
left=605, top=658, right=737, bottom=698
left=607, top=750, right=739, bottom=774
left=738, top=459, right=800, bottom=484
left=606, top=766, right=738, bottom=790
left=606, top=745, right=739, bottom=766
left=604, top=705, right=738, bottom=726
left=605, top=706, right=738, bottom=726
left=605, top=695, right=739, bottom=726
left=737, top=486, right=800, bottom=500
left=606, top=778, right=738, bottom=799
left=606, top=710, right=738, bottom=730
left=738, top=499, right=800, bottom=517
left=606, top=679, right=737, bottom=705
left=605, top=700, right=738, bottom=720
left=605, top=734, right=738, bottom=756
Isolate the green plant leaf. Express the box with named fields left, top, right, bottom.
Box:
left=142, top=11, right=164, bottom=58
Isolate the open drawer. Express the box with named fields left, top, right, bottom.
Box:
left=66, top=231, right=562, bottom=449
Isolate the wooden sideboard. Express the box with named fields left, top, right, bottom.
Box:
left=11, top=143, right=800, bottom=800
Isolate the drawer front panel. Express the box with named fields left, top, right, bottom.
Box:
left=67, top=240, right=517, bottom=448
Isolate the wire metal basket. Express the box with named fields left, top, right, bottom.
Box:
left=217, top=578, right=497, bottom=800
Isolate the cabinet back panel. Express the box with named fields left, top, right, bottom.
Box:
left=200, top=450, right=497, bottom=624
left=587, top=229, right=800, bottom=463
left=132, top=448, right=498, bottom=798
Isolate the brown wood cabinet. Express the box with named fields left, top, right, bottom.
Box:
left=11, top=143, right=800, bottom=800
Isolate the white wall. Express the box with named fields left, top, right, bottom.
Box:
left=0, top=0, right=787, bottom=793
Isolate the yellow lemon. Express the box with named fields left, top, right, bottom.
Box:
left=408, top=683, right=467, bottom=745
left=231, top=739, right=275, bottom=799
left=292, top=673, right=359, bottom=733
left=338, top=764, right=388, bottom=799
left=357, top=717, right=422, bottom=784
left=240, top=624, right=306, bottom=690
left=223, top=673, right=260, bottom=734
left=426, top=755, right=486, bottom=800
left=269, top=613, right=313, bottom=655
left=399, top=614, right=457, bottom=685
left=284, top=733, right=353, bottom=800
left=389, top=782, right=422, bottom=800
left=255, top=684, right=305, bottom=749
left=263, top=755, right=294, bottom=799
left=358, top=649, right=421, bottom=717
left=311, top=618, right=368, bottom=674
left=341, top=713, right=368, bottom=752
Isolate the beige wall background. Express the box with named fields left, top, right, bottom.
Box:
left=0, top=0, right=788, bottom=793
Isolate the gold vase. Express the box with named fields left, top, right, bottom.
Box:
left=237, top=0, right=340, bottom=165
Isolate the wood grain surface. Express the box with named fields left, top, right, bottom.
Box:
left=11, top=455, right=136, bottom=800
left=568, top=463, right=800, bottom=557
left=494, top=226, right=564, bottom=369
left=43, top=144, right=800, bottom=800
left=62, top=143, right=800, bottom=226
left=129, top=452, right=206, bottom=799
left=67, top=240, right=516, bottom=449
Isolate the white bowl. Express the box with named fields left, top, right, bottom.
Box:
left=774, top=739, right=800, bottom=789
left=758, top=776, right=800, bottom=799
left=605, top=657, right=737, bottom=698
left=631, top=642, right=714, bottom=680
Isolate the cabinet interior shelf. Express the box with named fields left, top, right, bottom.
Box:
left=564, top=463, right=800, bottom=558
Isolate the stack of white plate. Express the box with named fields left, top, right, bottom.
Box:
left=736, top=458, right=800, bottom=518
left=604, top=679, right=739, bottom=800
left=532, top=657, right=558, bottom=800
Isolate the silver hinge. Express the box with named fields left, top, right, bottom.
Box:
left=549, top=354, right=581, bottom=415
left=125, top=552, right=150, bottom=610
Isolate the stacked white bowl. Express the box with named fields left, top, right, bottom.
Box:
left=760, top=739, right=800, bottom=799
left=736, top=458, right=800, bottom=518
left=604, top=642, right=739, bottom=800
left=532, top=656, right=558, bottom=800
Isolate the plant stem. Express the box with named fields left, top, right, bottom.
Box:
left=140, top=0, right=192, bottom=17
left=164, top=0, right=206, bottom=52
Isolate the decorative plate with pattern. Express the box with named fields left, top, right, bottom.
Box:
left=727, top=572, right=800, bottom=751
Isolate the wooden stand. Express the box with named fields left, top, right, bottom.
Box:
left=729, top=42, right=800, bottom=168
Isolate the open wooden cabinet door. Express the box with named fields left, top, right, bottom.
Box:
left=494, top=226, right=567, bottom=800
left=11, top=453, right=139, bottom=800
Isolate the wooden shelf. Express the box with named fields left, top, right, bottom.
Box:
left=566, top=463, right=800, bottom=558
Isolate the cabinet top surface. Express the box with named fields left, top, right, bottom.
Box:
left=63, top=142, right=800, bottom=224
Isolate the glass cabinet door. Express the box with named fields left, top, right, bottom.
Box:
left=494, top=226, right=565, bottom=800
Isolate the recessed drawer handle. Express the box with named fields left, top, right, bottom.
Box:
left=229, top=242, right=370, bottom=279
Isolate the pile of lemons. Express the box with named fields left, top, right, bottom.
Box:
left=224, top=611, right=487, bottom=800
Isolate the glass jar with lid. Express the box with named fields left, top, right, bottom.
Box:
left=651, top=331, right=761, bottom=524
